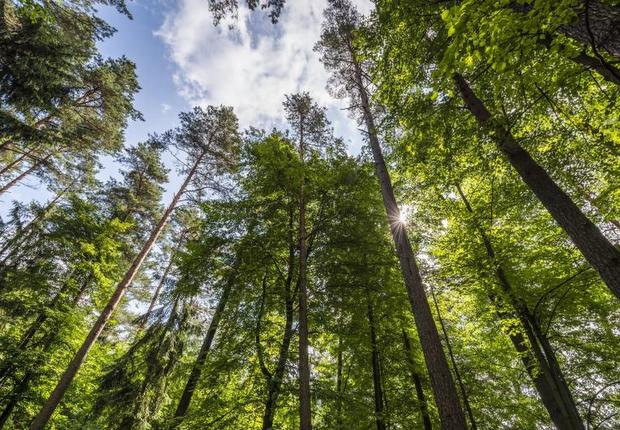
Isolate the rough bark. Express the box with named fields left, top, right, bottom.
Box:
left=350, top=57, right=467, bottom=429
left=402, top=330, right=433, bottom=430
left=367, top=301, right=386, bottom=430
left=454, top=73, right=620, bottom=300
left=29, top=152, right=204, bottom=430
left=171, top=272, right=234, bottom=427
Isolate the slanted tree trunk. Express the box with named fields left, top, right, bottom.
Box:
left=453, top=73, right=620, bottom=300
left=0, top=277, right=90, bottom=428
left=429, top=287, right=477, bottom=430
left=262, top=206, right=296, bottom=430
left=29, top=152, right=205, bottom=430
left=455, top=185, right=584, bottom=430
left=349, top=53, right=467, bottom=429
left=171, top=271, right=234, bottom=427
left=402, top=330, right=433, bottom=430
left=367, top=300, right=386, bottom=430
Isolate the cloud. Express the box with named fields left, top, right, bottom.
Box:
left=161, top=103, right=171, bottom=113
left=155, top=0, right=373, bottom=153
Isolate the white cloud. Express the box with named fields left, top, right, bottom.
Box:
left=155, top=0, right=373, bottom=153
left=161, top=102, right=171, bottom=113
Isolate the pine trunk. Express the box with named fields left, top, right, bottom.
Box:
left=29, top=152, right=204, bottom=430
left=0, top=154, right=50, bottom=196
left=453, top=73, right=620, bottom=300
left=351, top=58, right=467, bottom=429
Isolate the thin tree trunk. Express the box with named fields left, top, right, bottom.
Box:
left=367, top=299, right=386, bottom=430
left=262, top=206, right=296, bottom=430
left=455, top=185, right=585, bottom=430
left=402, top=329, right=433, bottom=430
left=29, top=152, right=204, bottom=430
left=335, top=336, right=344, bottom=430
left=297, top=118, right=312, bottom=430
left=139, top=245, right=180, bottom=331
left=453, top=73, right=620, bottom=300
left=510, top=0, right=620, bottom=61
left=0, top=179, right=73, bottom=263
left=171, top=270, right=234, bottom=427
left=0, top=155, right=50, bottom=196
left=350, top=56, right=467, bottom=429
left=429, top=287, right=477, bottom=430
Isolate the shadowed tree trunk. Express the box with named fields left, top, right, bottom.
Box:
left=171, top=267, right=235, bottom=428
left=29, top=151, right=205, bottom=430
left=367, top=299, right=386, bottom=430
left=429, top=287, right=477, bottom=430
left=453, top=73, right=620, bottom=300
left=402, top=329, right=433, bottom=430
left=262, top=205, right=297, bottom=430
left=455, top=184, right=585, bottom=430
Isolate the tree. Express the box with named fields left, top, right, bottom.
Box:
left=29, top=106, right=241, bottom=430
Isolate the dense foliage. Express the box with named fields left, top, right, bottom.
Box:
left=0, top=0, right=618, bottom=429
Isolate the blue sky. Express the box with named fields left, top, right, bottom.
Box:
left=1, top=0, right=372, bottom=212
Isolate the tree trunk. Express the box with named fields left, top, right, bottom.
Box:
left=453, top=73, right=620, bottom=300
left=297, top=118, right=312, bottom=430
left=170, top=270, right=234, bottom=428
left=0, top=278, right=90, bottom=428
left=29, top=152, right=204, bottom=430
left=510, top=0, right=620, bottom=61
left=455, top=185, right=585, bottom=430
left=262, top=206, right=296, bottom=430
left=351, top=57, right=467, bottom=429
left=402, top=330, right=433, bottom=430
left=367, top=300, right=386, bottom=430
left=335, top=336, right=344, bottom=430
left=429, top=287, right=477, bottom=430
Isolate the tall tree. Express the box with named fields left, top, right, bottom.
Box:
left=29, top=106, right=240, bottom=430
left=316, top=2, right=468, bottom=428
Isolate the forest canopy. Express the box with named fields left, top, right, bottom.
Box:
left=0, top=0, right=619, bottom=429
